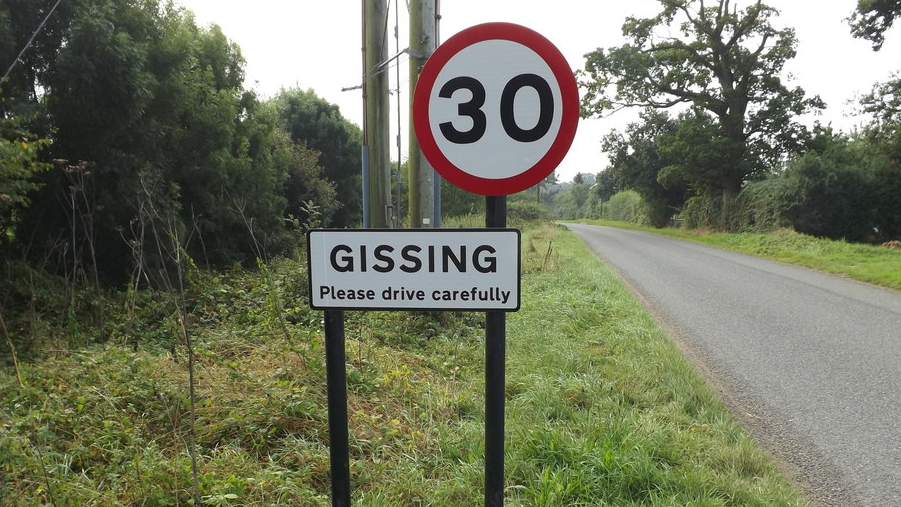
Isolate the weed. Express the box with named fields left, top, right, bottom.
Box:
left=0, top=222, right=811, bottom=506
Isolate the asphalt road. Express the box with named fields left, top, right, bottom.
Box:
left=564, top=223, right=901, bottom=507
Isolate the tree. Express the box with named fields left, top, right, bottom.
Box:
left=593, top=169, right=619, bottom=202
left=601, top=110, right=690, bottom=227
left=441, top=177, right=483, bottom=218
left=0, top=117, right=49, bottom=243
left=536, top=171, right=558, bottom=204
left=849, top=0, right=901, bottom=50
left=271, top=89, right=363, bottom=227
left=37, top=0, right=291, bottom=271
left=849, top=0, right=901, bottom=239
left=779, top=131, right=893, bottom=242
left=272, top=128, right=339, bottom=228
left=0, top=0, right=76, bottom=116
left=2, top=0, right=308, bottom=279
left=857, top=78, right=901, bottom=240
left=581, top=0, right=821, bottom=217
left=554, top=181, right=591, bottom=220
left=859, top=73, right=901, bottom=159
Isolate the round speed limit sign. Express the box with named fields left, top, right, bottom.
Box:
left=413, top=22, right=579, bottom=196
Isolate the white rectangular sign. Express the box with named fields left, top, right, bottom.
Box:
left=307, top=229, right=521, bottom=311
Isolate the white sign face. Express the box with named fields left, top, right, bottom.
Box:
left=412, top=22, right=579, bottom=196
left=307, top=229, right=521, bottom=311
left=427, top=39, right=563, bottom=180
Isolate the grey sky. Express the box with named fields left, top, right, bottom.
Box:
left=178, top=0, right=901, bottom=181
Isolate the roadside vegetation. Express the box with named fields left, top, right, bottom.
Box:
left=1, top=221, right=811, bottom=506
left=4, top=1, right=900, bottom=504
left=550, top=2, right=901, bottom=250
left=575, top=220, right=901, bottom=292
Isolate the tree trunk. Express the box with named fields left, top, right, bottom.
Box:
left=718, top=112, right=747, bottom=230
left=720, top=177, right=743, bottom=230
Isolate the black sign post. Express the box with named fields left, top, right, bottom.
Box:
left=324, top=310, right=351, bottom=507
left=310, top=227, right=521, bottom=507
left=317, top=201, right=510, bottom=507
left=318, top=21, right=577, bottom=507
left=484, top=195, right=507, bottom=507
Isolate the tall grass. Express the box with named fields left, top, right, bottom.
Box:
left=500, top=224, right=808, bottom=506
left=0, top=224, right=810, bottom=506
left=582, top=219, right=901, bottom=291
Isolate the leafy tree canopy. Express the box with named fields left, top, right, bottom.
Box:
left=271, top=89, right=362, bottom=227
left=779, top=129, right=900, bottom=242
left=581, top=0, right=822, bottom=208
left=535, top=171, right=559, bottom=207
left=859, top=72, right=901, bottom=162
left=0, top=116, right=49, bottom=242
left=849, top=0, right=901, bottom=51
left=554, top=180, right=591, bottom=220
left=0, top=0, right=339, bottom=281
left=602, top=109, right=690, bottom=227
left=593, top=169, right=619, bottom=202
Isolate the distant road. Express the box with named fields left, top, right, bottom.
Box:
left=564, top=223, right=901, bottom=507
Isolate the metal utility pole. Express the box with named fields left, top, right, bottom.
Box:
left=364, top=0, right=392, bottom=228
left=408, top=0, right=439, bottom=228
left=394, top=0, right=403, bottom=228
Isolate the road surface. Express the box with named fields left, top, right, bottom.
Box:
left=564, top=223, right=901, bottom=507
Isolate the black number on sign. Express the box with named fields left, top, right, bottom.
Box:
left=501, top=73, right=554, bottom=142
left=438, top=73, right=555, bottom=145
left=439, top=76, right=487, bottom=144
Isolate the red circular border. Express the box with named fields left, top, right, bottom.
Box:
left=412, top=22, right=579, bottom=196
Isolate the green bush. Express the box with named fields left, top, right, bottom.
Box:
left=672, top=131, right=901, bottom=240
left=869, top=161, right=901, bottom=240
left=507, top=200, right=551, bottom=222
left=779, top=150, right=893, bottom=242
left=779, top=152, right=867, bottom=241
left=554, top=183, right=591, bottom=220
left=604, top=190, right=648, bottom=225
left=728, top=178, right=790, bottom=232
left=677, top=195, right=719, bottom=230
left=759, top=129, right=901, bottom=243
left=0, top=118, right=51, bottom=244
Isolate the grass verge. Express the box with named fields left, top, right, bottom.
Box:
left=1, top=223, right=810, bottom=506
left=577, top=219, right=901, bottom=292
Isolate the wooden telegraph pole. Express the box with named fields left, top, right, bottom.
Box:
left=364, top=0, right=392, bottom=228
left=408, top=0, right=438, bottom=228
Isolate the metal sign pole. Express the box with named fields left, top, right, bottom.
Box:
left=324, top=310, right=351, bottom=507
left=485, top=195, right=506, bottom=507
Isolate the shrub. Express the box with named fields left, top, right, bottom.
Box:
left=780, top=151, right=877, bottom=242
left=507, top=200, right=551, bottom=222
left=604, top=190, right=648, bottom=225
left=767, top=129, right=901, bottom=243
left=677, top=195, right=719, bottom=230
left=728, top=178, right=790, bottom=232
left=869, top=162, right=901, bottom=240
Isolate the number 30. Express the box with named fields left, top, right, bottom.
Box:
left=438, top=73, right=554, bottom=145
